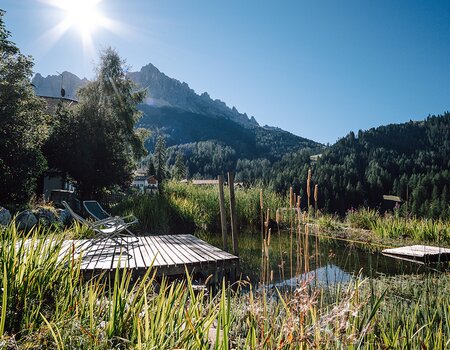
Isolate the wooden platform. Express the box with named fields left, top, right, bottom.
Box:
left=58, top=234, right=239, bottom=278
left=382, top=245, right=450, bottom=264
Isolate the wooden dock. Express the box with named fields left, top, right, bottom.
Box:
left=382, top=245, right=450, bottom=264
left=58, top=234, right=239, bottom=280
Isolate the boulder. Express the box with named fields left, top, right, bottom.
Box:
left=16, top=210, right=38, bottom=230
left=0, top=207, right=11, bottom=226
left=57, top=209, right=72, bottom=226
left=34, top=207, right=58, bottom=227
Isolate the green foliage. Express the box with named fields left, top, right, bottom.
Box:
left=153, top=134, right=167, bottom=182
left=250, top=114, right=449, bottom=218
left=312, top=114, right=450, bottom=217
left=0, top=10, right=49, bottom=207
left=117, top=181, right=285, bottom=234
left=137, top=105, right=322, bottom=179
left=44, top=47, right=147, bottom=199
left=172, top=151, right=187, bottom=180
left=346, top=208, right=380, bottom=230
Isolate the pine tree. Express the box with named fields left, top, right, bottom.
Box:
left=173, top=152, right=187, bottom=180
left=153, top=135, right=167, bottom=182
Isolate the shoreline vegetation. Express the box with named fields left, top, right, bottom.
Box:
left=0, top=182, right=449, bottom=348
left=114, top=181, right=449, bottom=248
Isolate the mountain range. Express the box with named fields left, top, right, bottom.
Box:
left=32, top=63, right=322, bottom=177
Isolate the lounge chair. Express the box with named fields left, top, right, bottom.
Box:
left=62, top=201, right=133, bottom=256
left=83, top=200, right=139, bottom=240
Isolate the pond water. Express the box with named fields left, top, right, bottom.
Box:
left=200, top=230, right=430, bottom=287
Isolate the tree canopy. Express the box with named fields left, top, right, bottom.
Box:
left=44, top=47, right=147, bottom=199
left=0, top=10, right=49, bottom=207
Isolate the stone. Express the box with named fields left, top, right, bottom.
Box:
left=0, top=207, right=11, bottom=226
left=57, top=209, right=72, bottom=226
left=16, top=210, right=38, bottom=230
left=34, top=207, right=58, bottom=227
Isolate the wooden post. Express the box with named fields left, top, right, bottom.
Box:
left=228, top=172, right=239, bottom=256
left=218, top=175, right=228, bottom=251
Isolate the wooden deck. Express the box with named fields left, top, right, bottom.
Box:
left=58, top=234, right=239, bottom=279
left=382, top=245, right=450, bottom=264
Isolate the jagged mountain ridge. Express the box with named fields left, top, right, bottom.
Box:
left=32, top=63, right=257, bottom=127
left=32, top=63, right=323, bottom=178
left=129, top=63, right=258, bottom=127
left=32, top=71, right=88, bottom=100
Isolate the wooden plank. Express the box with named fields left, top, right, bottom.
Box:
left=163, top=235, right=209, bottom=264
left=178, top=234, right=228, bottom=260
left=382, top=245, right=450, bottom=262
left=228, top=172, right=239, bottom=256
left=218, top=175, right=228, bottom=251
left=159, top=235, right=204, bottom=264
left=174, top=234, right=220, bottom=262
left=144, top=236, right=168, bottom=267
left=152, top=235, right=185, bottom=265
left=183, top=234, right=237, bottom=261
left=24, top=234, right=239, bottom=278
left=128, top=237, right=144, bottom=269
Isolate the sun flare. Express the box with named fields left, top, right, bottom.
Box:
left=40, top=0, right=110, bottom=54
left=60, top=0, right=104, bottom=36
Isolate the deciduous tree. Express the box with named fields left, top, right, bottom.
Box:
left=0, top=10, right=48, bottom=207
left=44, top=47, right=147, bottom=199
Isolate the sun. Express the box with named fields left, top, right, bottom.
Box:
left=39, top=0, right=129, bottom=59
left=40, top=0, right=110, bottom=54
left=60, top=0, right=104, bottom=36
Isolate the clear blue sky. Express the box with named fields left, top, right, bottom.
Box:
left=2, top=0, right=450, bottom=144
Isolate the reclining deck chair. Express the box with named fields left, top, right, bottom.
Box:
left=62, top=201, right=133, bottom=256
left=83, top=200, right=139, bottom=240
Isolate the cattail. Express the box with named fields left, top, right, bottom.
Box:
left=268, top=228, right=271, bottom=246
left=289, top=187, right=294, bottom=208
left=270, top=270, right=274, bottom=282
left=276, top=209, right=280, bottom=224
left=314, top=184, right=318, bottom=203
left=260, top=189, right=263, bottom=210
left=307, top=169, right=312, bottom=203
left=265, top=208, right=270, bottom=226
left=297, top=195, right=301, bottom=208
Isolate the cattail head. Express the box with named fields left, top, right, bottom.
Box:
left=260, top=189, right=263, bottom=210
left=268, top=228, right=271, bottom=246
left=314, top=184, right=318, bottom=203
left=307, top=169, right=312, bottom=198
left=297, top=195, right=301, bottom=208
left=276, top=209, right=280, bottom=224
left=289, top=187, right=293, bottom=208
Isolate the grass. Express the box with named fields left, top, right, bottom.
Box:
left=1, top=173, right=450, bottom=348
left=1, top=219, right=449, bottom=348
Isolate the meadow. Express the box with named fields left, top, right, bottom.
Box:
left=0, top=180, right=449, bottom=348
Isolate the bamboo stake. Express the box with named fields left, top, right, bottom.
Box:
left=218, top=175, right=227, bottom=251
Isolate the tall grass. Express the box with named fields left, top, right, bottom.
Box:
left=0, top=215, right=449, bottom=347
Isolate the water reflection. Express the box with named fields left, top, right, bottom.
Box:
left=272, top=264, right=352, bottom=288
left=202, top=230, right=428, bottom=286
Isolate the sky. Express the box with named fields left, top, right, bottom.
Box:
left=2, top=0, right=450, bottom=144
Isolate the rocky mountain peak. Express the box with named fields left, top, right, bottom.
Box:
left=32, top=62, right=259, bottom=127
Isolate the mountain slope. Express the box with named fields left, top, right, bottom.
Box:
left=129, top=63, right=258, bottom=127
left=260, top=113, right=449, bottom=217
left=32, top=63, right=322, bottom=178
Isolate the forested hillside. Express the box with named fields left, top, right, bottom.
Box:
left=240, top=113, right=449, bottom=218
left=137, top=104, right=322, bottom=178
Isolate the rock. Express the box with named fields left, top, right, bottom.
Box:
left=16, top=210, right=38, bottom=230
left=34, top=207, right=58, bottom=227
left=57, top=209, right=72, bottom=226
left=0, top=207, right=11, bottom=226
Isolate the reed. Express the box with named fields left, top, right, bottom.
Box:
left=0, top=210, right=449, bottom=348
